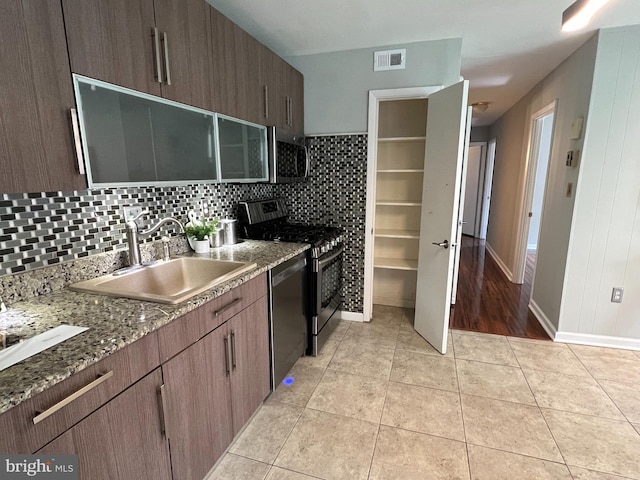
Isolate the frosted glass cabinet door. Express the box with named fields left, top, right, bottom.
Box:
left=74, top=76, right=217, bottom=186
left=217, top=115, right=268, bottom=182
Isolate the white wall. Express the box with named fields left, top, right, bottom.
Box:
left=286, top=38, right=462, bottom=134
left=488, top=34, right=598, bottom=326
left=559, top=26, right=640, bottom=342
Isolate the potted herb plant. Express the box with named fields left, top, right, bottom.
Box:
left=185, top=221, right=217, bottom=254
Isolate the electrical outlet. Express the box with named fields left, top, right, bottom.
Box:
left=611, top=287, right=624, bottom=303
left=123, top=206, right=143, bottom=224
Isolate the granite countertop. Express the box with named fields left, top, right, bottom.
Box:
left=0, top=240, right=309, bottom=414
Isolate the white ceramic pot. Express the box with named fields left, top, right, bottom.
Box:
left=190, top=238, right=210, bottom=254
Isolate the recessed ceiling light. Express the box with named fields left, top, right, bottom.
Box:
left=562, top=0, right=611, bottom=32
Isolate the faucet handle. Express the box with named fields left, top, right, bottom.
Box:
left=161, top=236, right=171, bottom=261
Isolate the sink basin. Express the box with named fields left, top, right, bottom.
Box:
left=69, top=257, right=257, bottom=304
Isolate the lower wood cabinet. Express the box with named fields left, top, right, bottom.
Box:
left=37, top=369, right=172, bottom=480
left=10, top=277, right=270, bottom=480
left=163, top=294, right=270, bottom=480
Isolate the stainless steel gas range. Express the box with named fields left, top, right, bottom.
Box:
left=238, top=198, right=343, bottom=356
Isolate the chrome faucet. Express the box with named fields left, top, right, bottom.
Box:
left=125, top=210, right=185, bottom=267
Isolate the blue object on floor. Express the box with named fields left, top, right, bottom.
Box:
left=282, top=376, right=295, bottom=386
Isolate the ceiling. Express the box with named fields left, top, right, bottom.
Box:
left=205, top=0, right=640, bottom=126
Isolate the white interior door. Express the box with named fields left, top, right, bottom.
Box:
left=414, top=80, right=469, bottom=354
left=450, top=106, right=473, bottom=305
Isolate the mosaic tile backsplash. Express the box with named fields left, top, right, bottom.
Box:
left=0, top=134, right=368, bottom=313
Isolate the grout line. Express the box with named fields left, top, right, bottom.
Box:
left=453, top=345, right=473, bottom=479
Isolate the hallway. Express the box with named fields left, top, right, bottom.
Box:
left=450, top=236, right=549, bottom=340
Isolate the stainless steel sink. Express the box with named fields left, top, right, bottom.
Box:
left=69, top=257, right=257, bottom=304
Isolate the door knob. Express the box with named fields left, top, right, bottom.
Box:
left=432, top=240, right=450, bottom=249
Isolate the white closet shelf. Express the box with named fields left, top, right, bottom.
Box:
left=378, top=136, right=426, bottom=143
left=375, top=229, right=420, bottom=239
left=377, top=169, right=424, bottom=173
left=374, top=258, right=418, bottom=271
left=376, top=201, right=422, bottom=207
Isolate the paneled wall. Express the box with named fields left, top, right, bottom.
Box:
left=559, top=26, right=640, bottom=341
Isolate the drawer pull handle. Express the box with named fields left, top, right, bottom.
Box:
left=157, top=384, right=170, bottom=439
left=223, top=334, right=231, bottom=376
left=214, top=297, right=242, bottom=317
left=32, top=371, right=114, bottom=425
left=230, top=330, right=237, bottom=370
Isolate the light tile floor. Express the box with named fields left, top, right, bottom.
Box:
left=208, top=306, right=640, bottom=480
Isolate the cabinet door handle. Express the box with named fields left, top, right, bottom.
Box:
left=69, top=108, right=85, bottom=175
left=157, top=384, right=170, bottom=439
left=161, top=32, right=171, bottom=86
left=223, top=334, right=231, bottom=376
left=32, top=371, right=114, bottom=425
left=263, top=85, right=269, bottom=119
left=152, top=27, right=162, bottom=84
left=230, top=330, right=237, bottom=371
left=214, top=297, right=242, bottom=317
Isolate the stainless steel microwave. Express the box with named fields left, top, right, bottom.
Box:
left=267, top=126, right=309, bottom=183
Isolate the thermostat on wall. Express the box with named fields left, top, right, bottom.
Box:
left=374, top=49, right=406, bottom=71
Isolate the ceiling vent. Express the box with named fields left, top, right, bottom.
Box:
left=373, top=49, right=406, bottom=71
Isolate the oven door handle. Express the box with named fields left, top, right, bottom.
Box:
left=314, top=246, right=344, bottom=272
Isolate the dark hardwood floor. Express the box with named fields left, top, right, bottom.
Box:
left=450, top=235, right=550, bottom=340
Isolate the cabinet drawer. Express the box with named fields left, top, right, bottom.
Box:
left=157, top=306, right=204, bottom=363
left=200, top=274, right=267, bottom=335
left=0, top=331, right=159, bottom=454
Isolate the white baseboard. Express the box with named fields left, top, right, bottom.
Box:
left=337, top=310, right=364, bottom=322
left=485, top=243, right=513, bottom=281
left=554, top=331, right=640, bottom=351
left=528, top=300, right=558, bottom=340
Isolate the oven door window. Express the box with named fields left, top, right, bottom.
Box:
left=319, top=251, right=342, bottom=309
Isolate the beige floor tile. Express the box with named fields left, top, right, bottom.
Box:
left=508, top=338, right=590, bottom=377
left=342, top=322, right=399, bottom=349
left=274, top=409, right=377, bottom=480
left=390, top=349, right=458, bottom=392
left=265, top=467, right=321, bottom=480
left=396, top=328, right=454, bottom=357
left=327, top=319, right=352, bottom=341
left=568, top=345, right=640, bottom=385
left=468, top=444, right=572, bottom=479
left=524, top=369, right=624, bottom=419
left=569, top=466, right=637, bottom=480
left=452, top=332, right=518, bottom=366
left=207, top=453, right=270, bottom=480
left=307, top=369, right=388, bottom=423
left=599, top=380, right=640, bottom=423
left=543, top=409, right=640, bottom=479
left=229, top=401, right=303, bottom=464
left=369, top=425, right=470, bottom=480
left=328, top=340, right=394, bottom=380
left=381, top=381, right=464, bottom=441
left=269, top=363, right=325, bottom=407
left=457, top=359, right=536, bottom=405
left=371, top=304, right=406, bottom=327
left=295, top=339, right=340, bottom=370
left=461, top=394, right=563, bottom=462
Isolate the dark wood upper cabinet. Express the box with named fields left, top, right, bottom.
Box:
left=63, top=0, right=214, bottom=110
left=0, top=0, right=85, bottom=194
left=259, top=43, right=287, bottom=128
left=62, top=0, right=161, bottom=97
left=210, top=7, right=261, bottom=124
left=287, top=64, right=305, bottom=134
left=154, top=0, right=213, bottom=109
